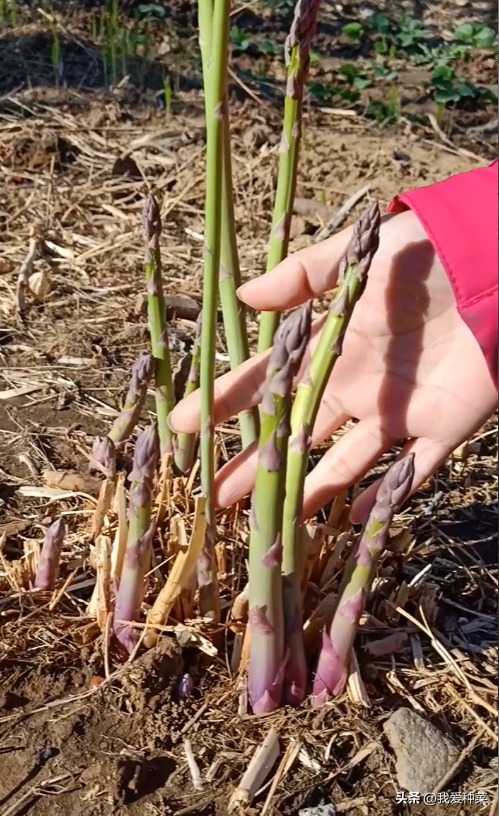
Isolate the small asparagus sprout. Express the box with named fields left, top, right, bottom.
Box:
left=197, top=0, right=231, bottom=622
left=91, top=435, right=117, bottom=479
left=248, top=303, right=312, bottom=715
left=174, top=311, right=202, bottom=475
left=312, top=454, right=415, bottom=706
left=281, top=201, right=380, bottom=706
left=114, top=423, right=159, bottom=653
left=258, top=0, right=320, bottom=353
left=108, top=352, right=153, bottom=447
left=34, top=519, right=66, bottom=590
left=142, top=195, right=176, bottom=458
left=198, top=0, right=258, bottom=448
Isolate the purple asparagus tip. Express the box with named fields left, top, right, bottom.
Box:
left=176, top=673, right=194, bottom=700
left=141, top=194, right=162, bottom=241
left=92, top=436, right=117, bottom=479
left=34, top=519, right=67, bottom=590
left=261, top=303, right=312, bottom=415
left=286, top=0, right=320, bottom=62
left=129, top=352, right=154, bottom=396
left=342, top=201, right=381, bottom=281
left=375, top=453, right=415, bottom=513
left=129, top=424, right=159, bottom=484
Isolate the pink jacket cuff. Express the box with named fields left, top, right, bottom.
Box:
left=387, top=161, right=498, bottom=386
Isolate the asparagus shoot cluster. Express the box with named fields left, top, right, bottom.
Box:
left=114, top=423, right=159, bottom=653
left=312, top=454, right=415, bottom=705
left=248, top=303, right=311, bottom=714
left=34, top=519, right=66, bottom=590
left=258, top=0, right=320, bottom=353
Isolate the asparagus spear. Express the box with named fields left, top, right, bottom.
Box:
left=198, top=0, right=259, bottom=448
left=34, top=519, right=66, bottom=590
left=108, top=352, right=153, bottom=446
left=258, top=0, right=320, bottom=353
left=91, top=435, right=117, bottom=479
left=114, top=423, right=159, bottom=654
left=196, top=0, right=231, bottom=622
left=281, top=201, right=380, bottom=706
left=141, top=195, right=176, bottom=459
left=312, top=454, right=415, bottom=705
left=248, top=303, right=312, bottom=715
left=174, top=311, right=203, bottom=475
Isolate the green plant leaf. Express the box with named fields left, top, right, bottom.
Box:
left=455, top=81, right=476, bottom=98
left=370, top=12, right=392, bottom=36
left=454, top=23, right=475, bottom=44
left=475, top=26, right=497, bottom=48
left=434, top=88, right=460, bottom=104
left=137, top=3, right=166, bottom=17
left=374, top=40, right=389, bottom=54
left=339, top=63, right=360, bottom=81
left=431, top=64, right=455, bottom=82
left=353, top=76, right=372, bottom=89
left=342, top=22, right=364, bottom=42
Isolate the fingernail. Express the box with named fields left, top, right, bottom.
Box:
left=236, top=282, right=250, bottom=300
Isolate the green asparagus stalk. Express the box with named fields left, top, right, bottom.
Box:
left=114, top=423, right=159, bottom=654
left=198, top=0, right=259, bottom=448
left=174, top=311, right=203, bottom=475
left=34, top=519, right=66, bottom=590
left=281, top=201, right=380, bottom=706
left=258, top=0, right=320, bottom=353
left=248, top=303, right=311, bottom=714
left=141, top=195, right=176, bottom=459
left=312, top=454, right=415, bottom=705
left=197, top=0, right=231, bottom=622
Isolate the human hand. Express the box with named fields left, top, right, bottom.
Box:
left=170, top=209, right=497, bottom=521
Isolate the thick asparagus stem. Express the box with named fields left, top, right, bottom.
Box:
left=198, top=0, right=258, bottom=448
left=248, top=303, right=311, bottom=715
left=312, top=454, right=415, bottom=705
left=114, top=423, right=159, bottom=653
left=281, top=201, right=380, bottom=706
left=141, top=196, right=176, bottom=459
left=34, top=519, right=66, bottom=590
left=108, top=352, right=153, bottom=446
left=196, top=0, right=231, bottom=622
left=174, top=311, right=203, bottom=475
left=258, top=0, right=320, bottom=353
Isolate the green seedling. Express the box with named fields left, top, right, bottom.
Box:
left=163, top=76, right=172, bottom=114
left=342, top=22, right=364, bottom=43
left=455, top=23, right=497, bottom=50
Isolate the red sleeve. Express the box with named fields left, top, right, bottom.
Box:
left=387, top=161, right=498, bottom=386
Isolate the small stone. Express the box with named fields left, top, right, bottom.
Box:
left=299, top=806, right=336, bottom=816
left=384, top=708, right=459, bottom=792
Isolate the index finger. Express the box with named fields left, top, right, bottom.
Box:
left=238, top=212, right=396, bottom=311
left=169, top=314, right=326, bottom=434
left=169, top=348, right=269, bottom=434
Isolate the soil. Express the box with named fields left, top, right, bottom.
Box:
left=0, top=2, right=497, bottom=816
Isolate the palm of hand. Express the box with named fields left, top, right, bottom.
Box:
left=170, top=210, right=496, bottom=519
left=310, top=213, right=494, bottom=519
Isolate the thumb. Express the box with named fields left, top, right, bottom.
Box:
left=350, top=436, right=451, bottom=524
